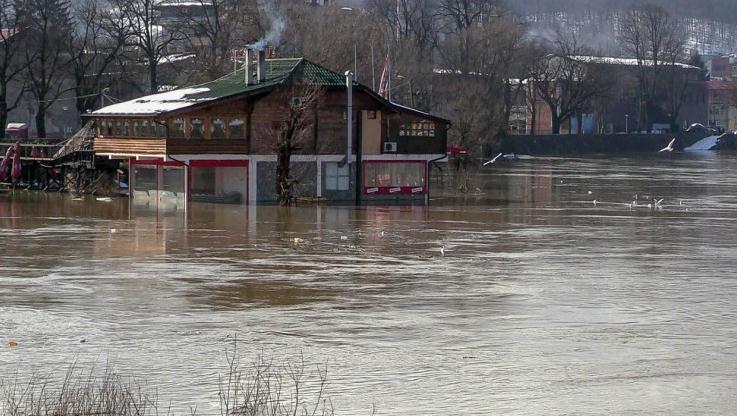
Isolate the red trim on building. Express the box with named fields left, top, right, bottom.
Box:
left=189, top=159, right=249, bottom=168
left=362, top=160, right=428, bottom=195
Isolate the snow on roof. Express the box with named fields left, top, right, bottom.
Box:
left=159, top=53, right=196, bottom=64
left=569, top=55, right=700, bottom=69
left=92, top=87, right=211, bottom=115
left=433, top=68, right=487, bottom=76
left=158, top=0, right=212, bottom=6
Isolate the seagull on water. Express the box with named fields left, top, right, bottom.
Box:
left=659, top=138, right=676, bottom=152
left=483, top=153, right=503, bottom=166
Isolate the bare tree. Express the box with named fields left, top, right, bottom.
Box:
left=267, top=83, right=323, bottom=206
left=172, top=0, right=262, bottom=81
left=117, top=0, right=181, bottom=93
left=436, top=18, right=525, bottom=149
left=436, top=0, right=506, bottom=33
left=68, top=0, right=131, bottom=118
left=0, top=0, right=25, bottom=138
left=619, top=3, right=687, bottom=132
left=20, top=0, right=73, bottom=138
left=532, top=34, right=612, bottom=134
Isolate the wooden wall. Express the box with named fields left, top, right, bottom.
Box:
left=94, top=137, right=166, bottom=156
left=93, top=86, right=446, bottom=157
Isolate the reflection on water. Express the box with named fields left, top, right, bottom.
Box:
left=3, top=153, right=737, bottom=415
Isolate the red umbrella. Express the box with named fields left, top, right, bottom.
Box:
left=0, top=145, right=13, bottom=182
left=11, top=142, right=22, bottom=183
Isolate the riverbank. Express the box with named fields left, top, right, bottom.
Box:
left=483, top=132, right=715, bottom=156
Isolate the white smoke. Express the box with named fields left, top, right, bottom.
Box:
left=251, top=2, right=286, bottom=50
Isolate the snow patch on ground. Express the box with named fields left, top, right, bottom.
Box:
left=684, top=135, right=719, bottom=151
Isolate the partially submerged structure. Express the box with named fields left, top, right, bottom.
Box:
left=86, top=50, right=450, bottom=205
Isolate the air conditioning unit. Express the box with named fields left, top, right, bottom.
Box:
left=383, top=141, right=398, bottom=153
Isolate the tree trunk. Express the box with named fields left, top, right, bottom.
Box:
left=551, top=115, right=561, bottom=135
left=0, top=99, right=7, bottom=140
left=577, top=113, right=583, bottom=135
left=35, top=108, right=46, bottom=138
left=149, top=57, right=158, bottom=93
left=530, top=106, right=536, bottom=135
left=275, top=133, right=292, bottom=206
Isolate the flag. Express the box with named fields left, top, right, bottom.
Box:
left=378, top=55, right=390, bottom=99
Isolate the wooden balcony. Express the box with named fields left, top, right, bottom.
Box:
left=94, top=137, right=167, bottom=157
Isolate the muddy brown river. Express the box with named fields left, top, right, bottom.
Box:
left=2, top=154, right=737, bottom=415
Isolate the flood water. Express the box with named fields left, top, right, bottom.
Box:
left=2, top=154, right=737, bottom=415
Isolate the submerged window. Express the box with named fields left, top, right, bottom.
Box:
left=211, top=118, right=226, bottom=139
left=190, top=117, right=204, bottom=138
left=133, top=165, right=157, bottom=192
left=162, top=165, right=184, bottom=194
left=228, top=119, right=244, bottom=140
left=363, top=162, right=425, bottom=187
left=190, top=165, right=247, bottom=204
left=325, top=162, right=349, bottom=191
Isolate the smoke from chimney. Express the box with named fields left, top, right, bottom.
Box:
left=250, top=6, right=285, bottom=51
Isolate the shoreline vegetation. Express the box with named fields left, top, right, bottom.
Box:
left=1, top=342, right=336, bottom=416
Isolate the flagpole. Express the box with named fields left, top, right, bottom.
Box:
left=388, top=48, right=392, bottom=102
left=371, top=42, right=375, bottom=91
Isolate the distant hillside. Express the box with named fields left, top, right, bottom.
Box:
left=511, top=0, right=737, bottom=24
left=511, top=0, right=737, bottom=55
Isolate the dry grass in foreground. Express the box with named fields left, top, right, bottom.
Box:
left=2, top=342, right=334, bottom=416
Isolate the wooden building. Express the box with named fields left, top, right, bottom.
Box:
left=86, top=50, right=450, bottom=205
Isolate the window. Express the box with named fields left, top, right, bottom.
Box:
left=228, top=118, right=244, bottom=139
left=211, top=118, right=226, bottom=139
left=363, top=162, right=425, bottom=187
left=133, top=165, right=157, bottom=192
left=325, top=162, right=349, bottom=191
left=190, top=165, right=247, bottom=204
left=171, top=118, right=186, bottom=138
left=141, top=120, right=150, bottom=137
left=367, top=110, right=377, bottom=119
left=190, top=117, right=204, bottom=138
left=399, top=120, right=435, bottom=137
left=114, top=120, right=123, bottom=136
left=123, top=120, right=130, bottom=136
left=162, top=165, right=184, bottom=194
left=157, top=122, right=167, bottom=138
left=132, top=120, right=142, bottom=137
left=103, top=120, right=113, bottom=136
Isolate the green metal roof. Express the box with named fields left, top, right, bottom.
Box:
left=91, top=58, right=348, bottom=116
left=89, top=57, right=450, bottom=124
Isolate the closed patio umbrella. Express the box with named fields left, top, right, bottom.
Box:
left=11, top=142, right=22, bottom=184
left=0, top=145, right=14, bottom=182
